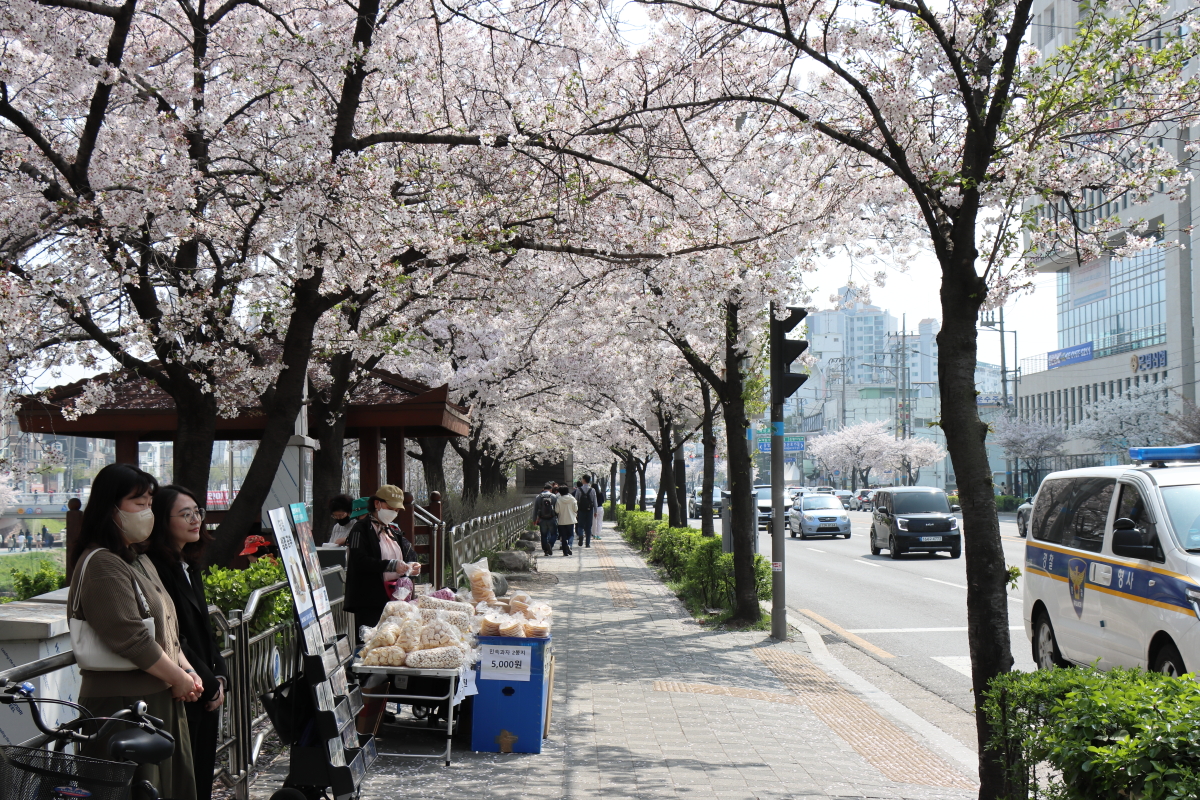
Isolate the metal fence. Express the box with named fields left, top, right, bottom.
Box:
left=446, top=502, right=532, bottom=587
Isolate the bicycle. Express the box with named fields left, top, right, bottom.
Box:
left=0, top=681, right=178, bottom=800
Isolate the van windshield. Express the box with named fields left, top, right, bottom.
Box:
left=891, top=492, right=951, bottom=514
left=802, top=496, right=843, bottom=511
left=1160, top=485, right=1200, bottom=550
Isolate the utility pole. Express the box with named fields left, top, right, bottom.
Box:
left=769, top=303, right=808, bottom=642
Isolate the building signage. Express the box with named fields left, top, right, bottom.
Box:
left=1048, top=342, right=1094, bottom=369
left=755, top=435, right=805, bottom=453
left=1131, top=349, right=1167, bottom=373
left=1070, top=256, right=1110, bottom=308
left=976, top=393, right=1015, bottom=406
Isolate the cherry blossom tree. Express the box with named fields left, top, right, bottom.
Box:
left=1074, top=385, right=1172, bottom=454
left=807, top=421, right=893, bottom=489
left=883, top=437, right=948, bottom=486
left=992, top=415, right=1067, bottom=489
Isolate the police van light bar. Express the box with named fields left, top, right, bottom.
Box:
left=1128, top=444, right=1200, bottom=464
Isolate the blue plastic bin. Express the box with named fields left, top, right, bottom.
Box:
left=471, top=635, right=552, bottom=753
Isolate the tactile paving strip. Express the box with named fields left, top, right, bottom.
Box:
left=653, top=680, right=804, bottom=705
left=755, top=649, right=975, bottom=789
left=593, top=541, right=636, bottom=608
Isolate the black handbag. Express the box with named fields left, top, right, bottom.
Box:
left=260, top=673, right=314, bottom=745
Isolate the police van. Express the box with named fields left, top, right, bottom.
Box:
left=1023, top=445, right=1200, bottom=676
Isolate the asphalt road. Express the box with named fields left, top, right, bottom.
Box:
left=701, top=509, right=1034, bottom=712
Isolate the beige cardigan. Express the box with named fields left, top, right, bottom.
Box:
left=68, top=546, right=182, bottom=698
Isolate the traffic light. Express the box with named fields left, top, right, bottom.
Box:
left=770, top=304, right=809, bottom=402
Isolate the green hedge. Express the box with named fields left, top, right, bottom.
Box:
left=984, top=666, right=1200, bottom=800
left=614, top=508, right=667, bottom=551
left=640, top=522, right=771, bottom=611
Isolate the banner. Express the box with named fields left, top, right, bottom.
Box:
left=1048, top=342, right=1093, bottom=369
left=1070, top=256, right=1110, bottom=308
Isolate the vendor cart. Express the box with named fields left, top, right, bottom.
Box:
left=350, top=662, right=474, bottom=766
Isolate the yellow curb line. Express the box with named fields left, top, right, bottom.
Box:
left=798, top=608, right=896, bottom=659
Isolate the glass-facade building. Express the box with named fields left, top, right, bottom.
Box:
left=1055, top=246, right=1166, bottom=357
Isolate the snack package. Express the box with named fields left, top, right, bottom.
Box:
left=420, top=613, right=460, bottom=650
left=478, top=612, right=503, bottom=637
left=389, top=577, right=415, bottom=602
left=419, top=608, right=470, bottom=633
left=363, top=622, right=401, bottom=651
left=509, top=591, right=532, bottom=606
left=363, top=645, right=408, bottom=666
left=404, top=646, right=465, bottom=669
left=430, top=587, right=457, bottom=601
left=462, top=557, right=497, bottom=604
left=524, top=602, right=552, bottom=620
left=417, top=596, right=475, bottom=616
left=382, top=601, right=419, bottom=621
left=524, top=617, right=550, bottom=638
left=395, top=619, right=423, bottom=652
left=498, top=614, right=526, bottom=638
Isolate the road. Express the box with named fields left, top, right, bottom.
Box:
left=701, top=509, right=1033, bottom=713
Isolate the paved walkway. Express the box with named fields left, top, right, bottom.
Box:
left=252, top=523, right=979, bottom=799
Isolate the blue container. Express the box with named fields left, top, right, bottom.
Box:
left=471, top=635, right=551, bottom=754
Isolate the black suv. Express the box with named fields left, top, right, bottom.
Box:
left=869, top=487, right=962, bottom=559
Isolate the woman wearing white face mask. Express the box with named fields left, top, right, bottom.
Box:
left=344, top=485, right=422, bottom=638
left=67, top=463, right=205, bottom=800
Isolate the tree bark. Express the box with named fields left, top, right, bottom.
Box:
left=938, top=257, right=1011, bottom=797
left=452, top=436, right=481, bottom=504
left=700, top=383, right=716, bottom=537
left=609, top=459, right=618, bottom=517
left=409, top=437, right=448, bottom=496
left=480, top=450, right=506, bottom=496
left=309, top=388, right=348, bottom=546
left=636, top=459, right=646, bottom=511
left=171, top=389, right=219, bottom=496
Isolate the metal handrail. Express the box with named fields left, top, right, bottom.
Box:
left=0, top=651, right=77, bottom=685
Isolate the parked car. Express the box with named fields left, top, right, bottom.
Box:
left=851, top=489, right=873, bottom=510
left=814, top=486, right=836, bottom=494
left=754, top=486, right=774, bottom=529
left=1015, top=495, right=1035, bottom=537
left=688, top=488, right=723, bottom=518
left=869, top=487, right=961, bottom=558
left=787, top=493, right=852, bottom=539
left=1024, top=445, right=1200, bottom=676
left=834, top=490, right=854, bottom=509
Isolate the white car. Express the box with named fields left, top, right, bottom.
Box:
left=1024, top=445, right=1200, bottom=677
left=787, top=493, right=852, bottom=539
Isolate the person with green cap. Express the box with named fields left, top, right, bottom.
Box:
left=344, top=485, right=422, bottom=638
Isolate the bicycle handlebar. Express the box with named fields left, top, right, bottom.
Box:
left=0, top=681, right=172, bottom=747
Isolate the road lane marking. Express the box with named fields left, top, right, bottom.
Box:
left=806, top=548, right=826, bottom=553
left=925, top=577, right=968, bottom=589
left=857, top=560, right=882, bottom=568
left=847, top=626, right=1026, bottom=634
left=932, top=656, right=973, bottom=677
left=797, top=609, right=895, bottom=659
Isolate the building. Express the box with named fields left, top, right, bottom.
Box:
left=1018, top=0, right=1197, bottom=458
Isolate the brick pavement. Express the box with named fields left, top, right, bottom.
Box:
left=251, top=522, right=979, bottom=800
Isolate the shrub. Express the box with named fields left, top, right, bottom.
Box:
left=617, top=510, right=666, bottom=550
left=984, top=666, right=1200, bottom=800
left=684, top=536, right=727, bottom=608
left=203, top=557, right=293, bottom=634
left=650, top=527, right=702, bottom=580
left=9, top=561, right=67, bottom=601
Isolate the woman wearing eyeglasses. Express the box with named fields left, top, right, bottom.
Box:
left=147, top=485, right=228, bottom=800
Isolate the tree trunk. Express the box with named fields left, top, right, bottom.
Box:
left=208, top=277, right=330, bottom=567
left=171, top=390, right=219, bottom=496
left=480, top=450, right=505, bottom=496
left=609, top=459, right=618, bottom=517
left=309, top=393, right=347, bottom=546
left=409, top=437, right=448, bottom=496
left=700, top=383, right=716, bottom=537
left=454, top=437, right=481, bottom=504
left=636, top=460, right=646, bottom=511
left=718, top=302, right=759, bottom=623
left=672, top=425, right=687, bottom=526
left=937, top=257, right=1011, bottom=797
left=623, top=456, right=637, bottom=510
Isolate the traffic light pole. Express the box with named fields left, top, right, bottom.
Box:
left=771, top=393, right=787, bottom=641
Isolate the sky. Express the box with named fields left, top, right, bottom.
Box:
left=801, top=249, right=1059, bottom=370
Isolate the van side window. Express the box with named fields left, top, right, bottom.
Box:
left=1032, top=477, right=1115, bottom=553
left=1114, top=483, right=1165, bottom=562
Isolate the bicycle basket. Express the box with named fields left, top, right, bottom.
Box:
left=0, top=745, right=137, bottom=800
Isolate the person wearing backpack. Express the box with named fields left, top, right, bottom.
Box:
left=531, top=483, right=559, bottom=556
left=555, top=484, right=577, bottom=556
left=573, top=477, right=598, bottom=547
left=591, top=477, right=605, bottom=541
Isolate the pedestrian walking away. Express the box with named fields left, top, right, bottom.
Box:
left=592, top=479, right=605, bottom=540
left=574, top=476, right=598, bottom=547
left=531, top=483, right=559, bottom=556
left=555, top=484, right=577, bottom=556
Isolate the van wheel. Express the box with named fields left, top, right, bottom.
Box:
left=889, top=535, right=902, bottom=559
left=949, top=545, right=961, bottom=559
left=1033, top=612, right=1068, bottom=670
left=870, top=539, right=880, bottom=556
left=1152, top=642, right=1187, bottom=677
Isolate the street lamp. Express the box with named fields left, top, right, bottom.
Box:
left=980, top=309, right=1021, bottom=494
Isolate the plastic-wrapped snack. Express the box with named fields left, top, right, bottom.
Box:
left=479, top=613, right=503, bottom=637
left=395, top=619, right=422, bottom=652
left=417, top=596, right=476, bottom=616
left=509, top=591, right=532, bottom=606
left=364, top=622, right=400, bottom=650
left=382, top=601, right=419, bottom=620
left=462, top=557, right=497, bottom=604
left=524, top=602, right=552, bottom=620
left=509, top=598, right=530, bottom=616
left=419, top=608, right=470, bottom=633
left=430, top=587, right=457, bottom=601
left=405, top=646, right=465, bottom=669
left=420, top=615, right=459, bottom=650
left=390, top=577, right=415, bottom=602
left=498, top=615, right=526, bottom=638
left=524, top=617, right=550, bottom=638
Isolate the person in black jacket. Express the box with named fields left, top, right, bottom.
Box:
left=345, top=484, right=421, bottom=638
left=147, top=485, right=228, bottom=800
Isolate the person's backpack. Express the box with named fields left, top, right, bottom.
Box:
left=596, top=486, right=606, bottom=505
left=537, top=494, right=557, bottom=520
left=578, top=486, right=595, bottom=514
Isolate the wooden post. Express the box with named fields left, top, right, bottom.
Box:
left=115, top=433, right=139, bottom=466
left=359, top=427, right=380, bottom=495
left=425, top=491, right=443, bottom=521
left=384, top=427, right=406, bottom=489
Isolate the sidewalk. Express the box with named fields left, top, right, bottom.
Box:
left=252, top=523, right=979, bottom=799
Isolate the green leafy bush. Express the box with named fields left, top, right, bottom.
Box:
left=8, top=561, right=67, bottom=601
left=649, top=527, right=701, bottom=579
left=985, top=666, right=1200, bottom=800
left=203, top=557, right=293, bottom=634
left=615, top=510, right=666, bottom=550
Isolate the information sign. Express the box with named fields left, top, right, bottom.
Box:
left=479, top=644, right=533, bottom=682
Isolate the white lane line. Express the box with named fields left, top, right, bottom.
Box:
left=806, top=548, right=826, bottom=553
left=847, top=626, right=1026, bottom=634
left=925, top=577, right=968, bottom=589
left=858, top=560, right=882, bottom=568
left=932, top=656, right=973, bottom=677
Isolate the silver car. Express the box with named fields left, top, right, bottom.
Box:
left=787, top=494, right=852, bottom=539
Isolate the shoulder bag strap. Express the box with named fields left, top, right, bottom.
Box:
left=71, top=548, right=102, bottom=617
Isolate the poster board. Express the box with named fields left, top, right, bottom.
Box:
left=268, top=506, right=326, bottom=655
left=290, top=503, right=339, bottom=645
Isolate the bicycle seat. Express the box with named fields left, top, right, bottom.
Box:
left=107, top=727, right=175, bottom=765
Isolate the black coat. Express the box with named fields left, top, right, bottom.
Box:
left=147, top=551, right=228, bottom=703
left=344, top=517, right=418, bottom=615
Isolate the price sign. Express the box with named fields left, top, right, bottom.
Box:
left=479, top=644, right=533, bottom=682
